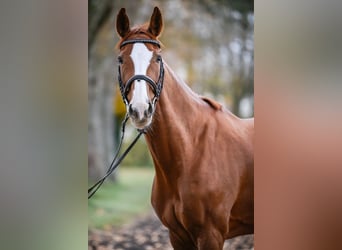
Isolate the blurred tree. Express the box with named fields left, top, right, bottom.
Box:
left=180, top=0, right=254, bottom=117
left=88, top=0, right=116, bottom=181
left=88, top=0, right=114, bottom=51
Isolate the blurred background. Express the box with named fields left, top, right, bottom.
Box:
left=88, top=0, right=254, bottom=236
left=1, top=0, right=342, bottom=249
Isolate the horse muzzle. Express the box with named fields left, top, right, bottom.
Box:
left=128, top=102, right=154, bottom=129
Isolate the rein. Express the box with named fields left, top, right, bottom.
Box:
left=88, top=39, right=164, bottom=199
left=88, top=116, right=145, bottom=199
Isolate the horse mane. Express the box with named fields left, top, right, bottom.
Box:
left=116, top=24, right=164, bottom=50
left=200, top=96, right=223, bottom=110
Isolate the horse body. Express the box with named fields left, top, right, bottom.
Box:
left=145, top=63, right=254, bottom=249
left=116, top=7, right=253, bottom=249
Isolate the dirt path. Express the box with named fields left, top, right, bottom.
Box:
left=89, top=213, right=253, bottom=250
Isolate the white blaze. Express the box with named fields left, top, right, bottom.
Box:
left=129, top=43, right=153, bottom=119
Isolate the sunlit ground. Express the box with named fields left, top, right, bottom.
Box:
left=88, top=167, right=155, bottom=230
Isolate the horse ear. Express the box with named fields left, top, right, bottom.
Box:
left=148, top=7, right=163, bottom=37
left=116, top=8, right=130, bottom=38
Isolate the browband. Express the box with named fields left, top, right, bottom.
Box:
left=120, top=39, right=161, bottom=49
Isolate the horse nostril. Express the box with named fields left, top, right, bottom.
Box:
left=128, top=104, right=139, bottom=119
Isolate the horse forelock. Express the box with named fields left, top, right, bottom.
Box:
left=116, top=24, right=163, bottom=50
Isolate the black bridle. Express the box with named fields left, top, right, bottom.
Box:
left=117, top=39, right=165, bottom=106
left=88, top=39, right=165, bottom=199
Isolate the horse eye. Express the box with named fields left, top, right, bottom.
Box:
left=156, top=55, right=161, bottom=62
left=117, top=56, right=123, bottom=64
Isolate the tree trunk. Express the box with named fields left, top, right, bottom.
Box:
left=88, top=50, right=117, bottom=182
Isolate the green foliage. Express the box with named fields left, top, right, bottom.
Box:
left=88, top=168, right=154, bottom=229
left=121, top=138, right=154, bottom=168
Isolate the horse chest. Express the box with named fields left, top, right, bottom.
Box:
left=151, top=175, right=216, bottom=230
left=152, top=189, right=198, bottom=240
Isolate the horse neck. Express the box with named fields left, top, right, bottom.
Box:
left=145, top=63, right=201, bottom=175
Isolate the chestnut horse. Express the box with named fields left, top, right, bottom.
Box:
left=116, top=7, right=254, bottom=250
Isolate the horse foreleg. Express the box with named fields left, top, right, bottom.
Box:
left=169, top=231, right=197, bottom=250
left=197, top=229, right=225, bottom=250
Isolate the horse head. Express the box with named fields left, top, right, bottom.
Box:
left=116, top=7, right=164, bottom=130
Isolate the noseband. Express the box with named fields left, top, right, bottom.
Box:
left=118, top=39, right=165, bottom=106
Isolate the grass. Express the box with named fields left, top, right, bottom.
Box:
left=88, top=167, right=155, bottom=230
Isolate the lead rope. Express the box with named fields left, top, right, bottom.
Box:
left=88, top=114, right=144, bottom=199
